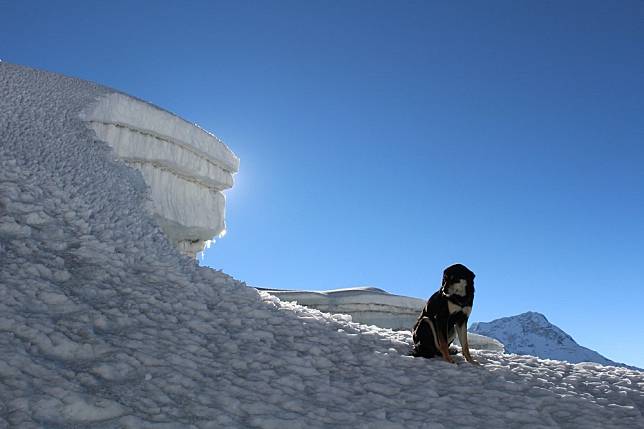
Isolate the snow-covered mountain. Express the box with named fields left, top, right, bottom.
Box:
left=470, top=312, right=638, bottom=369
left=1, top=62, right=643, bottom=428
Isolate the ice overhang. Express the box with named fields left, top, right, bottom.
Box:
left=80, top=93, right=239, bottom=257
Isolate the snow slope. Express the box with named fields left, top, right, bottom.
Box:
left=470, top=312, right=638, bottom=369
left=1, top=62, right=643, bottom=428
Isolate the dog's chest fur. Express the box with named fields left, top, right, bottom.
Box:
left=443, top=279, right=472, bottom=317
left=447, top=300, right=472, bottom=317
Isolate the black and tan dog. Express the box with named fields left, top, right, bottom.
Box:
left=412, top=263, right=476, bottom=364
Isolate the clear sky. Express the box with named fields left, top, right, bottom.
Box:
left=2, top=1, right=643, bottom=367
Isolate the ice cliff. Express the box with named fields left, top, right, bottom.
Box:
left=262, top=287, right=426, bottom=331
left=81, top=92, right=238, bottom=257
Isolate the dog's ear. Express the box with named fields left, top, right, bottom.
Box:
left=468, top=272, right=475, bottom=293
left=441, top=272, right=450, bottom=289
left=467, top=270, right=475, bottom=285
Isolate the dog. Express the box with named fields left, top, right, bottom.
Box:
left=412, top=263, right=476, bottom=364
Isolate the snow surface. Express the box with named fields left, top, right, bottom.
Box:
left=1, top=62, right=643, bottom=428
left=81, top=91, right=238, bottom=257
left=470, top=312, right=639, bottom=370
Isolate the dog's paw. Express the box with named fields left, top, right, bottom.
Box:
left=443, top=356, right=455, bottom=364
left=464, top=355, right=481, bottom=366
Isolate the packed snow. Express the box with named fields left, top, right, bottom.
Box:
left=1, top=62, right=643, bottom=428
left=470, top=312, right=639, bottom=370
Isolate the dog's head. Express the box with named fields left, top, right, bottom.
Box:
left=441, top=263, right=475, bottom=297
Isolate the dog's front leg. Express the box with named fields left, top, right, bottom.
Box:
left=455, top=321, right=477, bottom=364
left=437, top=320, right=454, bottom=363
left=437, top=337, right=454, bottom=363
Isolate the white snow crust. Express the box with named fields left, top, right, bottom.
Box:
left=1, top=62, right=643, bottom=428
left=81, top=92, right=239, bottom=257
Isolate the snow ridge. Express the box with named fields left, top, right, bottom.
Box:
left=262, top=287, right=426, bottom=330
left=1, top=62, right=643, bottom=428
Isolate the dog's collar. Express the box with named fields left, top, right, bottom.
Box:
left=442, top=290, right=469, bottom=307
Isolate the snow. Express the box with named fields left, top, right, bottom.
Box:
left=81, top=92, right=239, bottom=257
left=262, top=287, right=426, bottom=330
left=455, top=332, right=505, bottom=353
left=1, top=62, right=643, bottom=428
left=470, top=312, right=639, bottom=370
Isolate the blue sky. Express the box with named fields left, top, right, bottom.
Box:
left=2, top=1, right=643, bottom=367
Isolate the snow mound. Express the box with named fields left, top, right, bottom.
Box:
left=470, top=312, right=638, bottom=369
left=1, top=62, right=643, bottom=428
left=81, top=92, right=239, bottom=257
left=455, top=332, right=505, bottom=353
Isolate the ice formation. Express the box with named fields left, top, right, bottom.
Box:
left=1, top=62, right=643, bottom=428
left=263, top=287, right=426, bottom=330
left=81, top=92, right=239, bottom=257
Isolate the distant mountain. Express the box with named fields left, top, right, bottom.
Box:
left=470, top=312, right=640, bottom=370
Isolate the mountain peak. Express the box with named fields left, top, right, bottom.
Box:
left=512, top=311, right=550, bottom=325
left=521, top=311, right=547, bottom=319
left=470, top=312, right=637, bottom=369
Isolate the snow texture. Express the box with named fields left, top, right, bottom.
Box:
left=81, top=92, right=238, bottom=257
left=470, top=312, right=640, bottom=370
left=1, top=62, right=643, bottom=428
